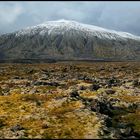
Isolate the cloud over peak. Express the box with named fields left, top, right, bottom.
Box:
left=0, top=2, right=24, bottom=25
left=0, top=2, right=140, bottom=36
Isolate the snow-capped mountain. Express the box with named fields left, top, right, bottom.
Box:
left=0, top=19, right=140, bottom=61
left=15, top=19, right=140, bottom=41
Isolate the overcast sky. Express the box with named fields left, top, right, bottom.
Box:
left=0, top=1, right=140, bottom=36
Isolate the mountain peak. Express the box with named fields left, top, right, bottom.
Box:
left=15, top=19, right=140, bottom=41
left=38, top=19, right=80, bottom=27
left=52, top=19, right=75, bottom=23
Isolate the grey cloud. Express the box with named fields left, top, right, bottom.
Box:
left=0, top=2, right=140, bottom=36
left=0, top=2, right=24, bottom=25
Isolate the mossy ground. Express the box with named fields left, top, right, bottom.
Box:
left=0, top=62, right=140, bottom=138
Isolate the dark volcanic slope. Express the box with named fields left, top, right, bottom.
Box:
left=0, top=19, right=140, bottom=61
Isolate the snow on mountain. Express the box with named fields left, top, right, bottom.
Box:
left=15, top=19, right=140, bottom=41
left=1, top=19, right=140, bottom=61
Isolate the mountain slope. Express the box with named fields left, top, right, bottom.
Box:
left=0, top=19, right=140, bottom=61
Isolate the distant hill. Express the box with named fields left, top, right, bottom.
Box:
left=0, top=19, right=140, bottom=61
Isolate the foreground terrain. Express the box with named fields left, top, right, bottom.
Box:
left=0, top=61, right=140, bottom=139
